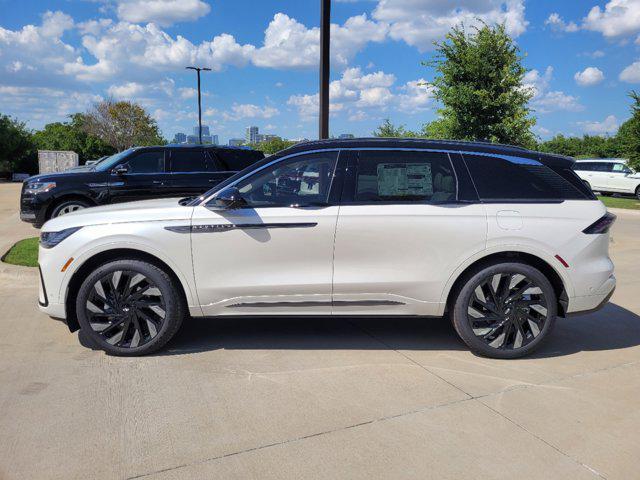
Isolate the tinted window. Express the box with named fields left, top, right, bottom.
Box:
left=125, top=151, right=164, bottom=173
left=347, top=150, right=456, bottom=204
left=234, top=151, right=338, bottom=207
left=592, top=163, right=612, bottom=172
left=573, top=162, right=593, bottom=171
left=170, top=150, right=206, bottom=172
left=215, top=149, right=264, bottom=171
left=464, top=154, right=589, bottom=201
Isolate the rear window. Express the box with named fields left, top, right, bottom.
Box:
left=214, top=149, right=264, bottom=171
left=169, top=150, right=207, bottom=172
left=463, top=154, right=591, bottom=202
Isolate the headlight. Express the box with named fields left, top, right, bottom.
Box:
left=40, top=227, right=82, bottom=249
left=24, top=181, right=56, bottom=195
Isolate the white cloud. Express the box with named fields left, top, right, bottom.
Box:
left=0, top=11, right=77, bottom=86
left=288, top=67, right=433, bottom=120
left=372, top=0, right=527, bottom=51
left=63, top=23, right=255, bottom=82
left=251, top=13, right=386, bottom=69
left=583, top=0, right=640, bottom=38
left=178, top=87, right=197, bottom=99
left=223, top=103, right=279, bottom=121
left=524, top=66, right=584, bottom=113
left=620, top=60, right=640, bottom=82
left=545, top=13, right=579, bottom=32
left=115, top=0, right=211, bottom=26
left=579, top=115, right=620, bottom=135
left=107, top=81, right=146, bottom=98
left=574, top=67, right=605, bottom=86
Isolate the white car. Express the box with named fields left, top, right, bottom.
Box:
left=38, top=139, right=616, bottom=358
left=573, top=159, right=640, bottom=199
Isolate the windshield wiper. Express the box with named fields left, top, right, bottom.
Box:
left=178, top=196, right=196, bottom=206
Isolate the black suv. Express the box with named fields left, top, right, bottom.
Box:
left=20, top=144, right=264, bottom=227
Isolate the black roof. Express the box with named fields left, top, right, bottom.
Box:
left=281, top=138, right=574, bottom=167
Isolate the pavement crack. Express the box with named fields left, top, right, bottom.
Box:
left=477, top=400, right=607, bottom=479
left=125, top=395, right=475, bottom=480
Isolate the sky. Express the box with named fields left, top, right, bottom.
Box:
left=1, top=0, right=639, bottom=145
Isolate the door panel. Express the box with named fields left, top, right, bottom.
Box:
left=190, top=150, right=343, bottom=316
left=191, top=205, right=339, bottom=315
left=109, top=150, right=170, bottom=203
left=333, top=204, right=487, bottom=315
left=332, top=150, right=487, bottom=316
left=608, top=163, right=634, bottom=193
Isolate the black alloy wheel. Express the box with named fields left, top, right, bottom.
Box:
left=451, top=262, right=557, bottom=359
left=85, top=270, right=166, bottom=348
left=466, top=272, right=548, bottom=351
left=76, top=259, right=184, bottom=356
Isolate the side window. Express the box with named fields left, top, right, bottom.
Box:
left=612, top=163, right=630, bottom=173
left=125, top=151, right=164, bottom=173
left=348, top=150, right=456, bottom=204
left=170, top=150, right=207, bottom=172
left=593, top=163, right=612, bottom=172
left=574, top=162, right=592, bottom=171
left=463, top=154, right=586, bottom=201
left=235, top=151, right=338, bottom=207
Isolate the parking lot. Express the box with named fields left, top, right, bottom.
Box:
left=0, top=181, right=639, bottom=479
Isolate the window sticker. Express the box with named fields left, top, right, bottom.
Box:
left=377, top=163, right=432, bottom=196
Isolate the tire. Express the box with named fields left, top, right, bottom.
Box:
left=450, top=262, right=557, bottom=359
left=75, top=259, right=185, bottom=356
left=636, top=185, right=640, bottom=201
left=51, top=199, right=90, bottom=218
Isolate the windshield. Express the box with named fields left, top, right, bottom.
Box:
left=188, top=154, right=282, bottom=206
left=94, top=149, right=136, bottom=172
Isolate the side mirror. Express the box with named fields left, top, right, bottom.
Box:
left=113, top=165, right=128, bottom=175
left=210, top=186, right=246, bottom=209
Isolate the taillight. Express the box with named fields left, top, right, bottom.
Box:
left=583, top=212, right=616, bottom=234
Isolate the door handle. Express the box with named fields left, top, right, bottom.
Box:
left=152, top=180, right=164, bottom=185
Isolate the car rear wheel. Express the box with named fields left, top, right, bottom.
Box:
left=51, top=199, right=90, bottom=218
left=450, top=262, right=557, bottom=359
left=636, top=185, right=640, bottom=200
left=75, top=259, right=185, bottom=356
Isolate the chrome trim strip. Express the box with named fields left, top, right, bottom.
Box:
left=165, top=223, right=317, bottom=234
left=227, top=300, right=405, bottom=308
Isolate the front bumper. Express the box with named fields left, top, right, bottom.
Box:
left=20, top=192, right=49, bottom=227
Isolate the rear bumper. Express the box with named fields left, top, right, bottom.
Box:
left=567, top=274, right=616, bottom=316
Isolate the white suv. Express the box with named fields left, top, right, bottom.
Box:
left=37, top=139, right=616, bottom=359
left=573, top=158, right=640, bottom=199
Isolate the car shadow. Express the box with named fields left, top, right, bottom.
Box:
left=148, top=302, right=640, bottom=359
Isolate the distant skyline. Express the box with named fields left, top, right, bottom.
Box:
left=1, top=1, right=640, bottom=144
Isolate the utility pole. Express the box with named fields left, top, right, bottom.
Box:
left=186, top=66, right=211, bottom=144
left=319, top=0, right=331, bottom=140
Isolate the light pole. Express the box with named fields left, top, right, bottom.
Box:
left=319, top=0, right=330, bottom=140
left=186, top=66, right=211, bottom=144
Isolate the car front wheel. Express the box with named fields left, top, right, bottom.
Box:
left=450, top=262, right=557, bottom=359
left=51, top=199, right=90, bottom=218
left=75, top=259, right=185, bottom=356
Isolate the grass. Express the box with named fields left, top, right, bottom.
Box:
left=597, top=195, right=640, bottom=210
left=2, top=237, right=39, bottom=267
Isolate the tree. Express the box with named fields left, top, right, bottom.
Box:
left=248, top=137, right=296, bottom=155
left=372, top=119, right=420, bottom=138
left=424, top=23, right=536, bottom=147
left=32, top=114, right=115, bottom=164
left=81, top=100, right=165, bottom=151
left=537, top=134, right=623, bottom=159
left=617, top=91, right=640, bottom=169
left=0, top=114, right=37, bottom=174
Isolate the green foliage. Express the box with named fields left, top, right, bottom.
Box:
left=617, top=91, right=640, bottom=169
left=537, top=134, right=623, bottom=159
left=32, top=114, right=115, bottom=165
left=372, top=119, right=420, bottom=138
left=2, top=237, right=39, bottom=267
left=424, top=23, right=536, bottom=147
left=247, top=137, right=296, bottom=155
left=82, top=100, right=166, bottom=151
left=0, top=114, right=37, bottom=174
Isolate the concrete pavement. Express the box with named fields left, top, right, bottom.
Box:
left=0, top=182, right=639, bottom=480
